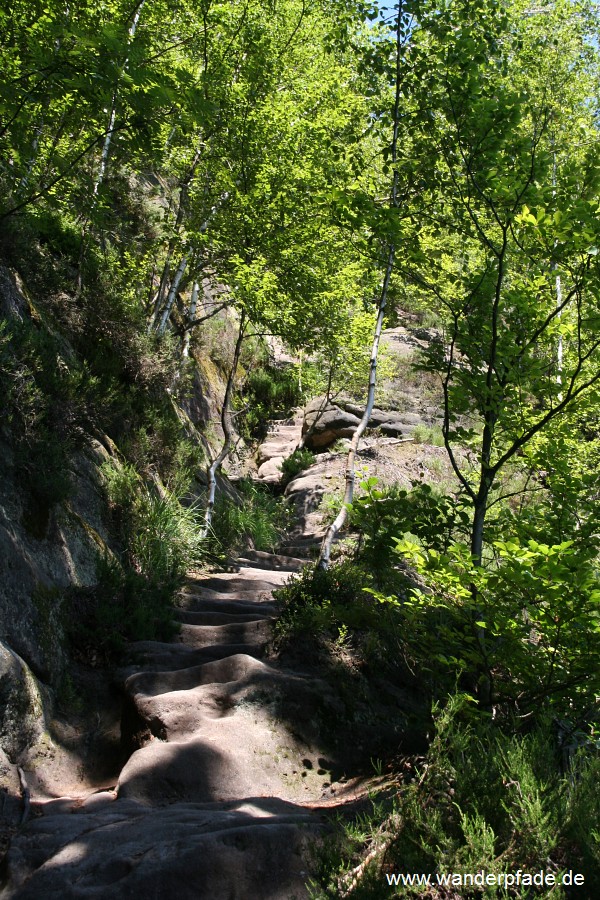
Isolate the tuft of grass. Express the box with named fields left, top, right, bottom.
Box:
left=210, top=479, right=291, bottom=555
left=412, top=423, right=445, bottom=446
left=102, top=461, right=206, bottom=581
left=66, top=461, right=207, bottom=662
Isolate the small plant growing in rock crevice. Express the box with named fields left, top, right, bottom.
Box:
left=281, top=447, right=315, bottom=485
left=273, top=561, right=377, bottom=650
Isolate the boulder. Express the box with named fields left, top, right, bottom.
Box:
left=0, top=641, right=45, bottom=761
left=256, top=457, right=284, bottom=482
left=257, top=440, right=294, bottom=466
left=338, top=400, right=412, bottom=436
left=302, top=397, right=416, bottom=448
left=302, top=398, right=360, bottom=449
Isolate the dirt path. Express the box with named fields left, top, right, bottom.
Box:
left=1, top=550, right=345, bottom=899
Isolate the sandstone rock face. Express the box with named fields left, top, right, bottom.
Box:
left=0, top=268, right=28, bottom=321
left=0, top=643, right=45, bottom=763
left=256, top=414, right=303, bottom=483
left=0, top=436, right=127, bottom=832
left=3, top=555, right=329, bottom=900
left=0, top=747, right=23, bottom=847
left=0, top=439, right=117, bottom=686
left=302, top=396, right=421, bottom=449
left=302, top=398, right=361, bottom=449
left=0, top=646, right=46, bottom=855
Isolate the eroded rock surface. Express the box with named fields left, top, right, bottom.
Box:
left=302, top=397, right=361, bottom=449
left=1, top=552, right=333, bottom=899
left=301, top=395, right=435, bottom=450
left=256, top=415, right=303, bottom=484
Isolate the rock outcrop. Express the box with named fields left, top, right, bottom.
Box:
left=301, top=398, right=361, bottom=449
left=0, top=437, right=118, bottom=687
left=256, top=414, right=303, bottom=483
left=301, top=396, right=427, bottom=450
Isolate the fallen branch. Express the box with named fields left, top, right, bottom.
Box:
left=338, top=840, right=389, bottom=898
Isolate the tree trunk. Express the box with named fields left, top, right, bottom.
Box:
left=92, top=0, right=145, bottom=196
left=470, top=478, right=493, bottom=708
left=148, top=137, right=204, bottom=330
left=317, top=248, right=395, bottom=567
left=156, top=252, right=189, bottom=335
left=201, top=309, right=246, bottom=537
left=317, top=5, right=404, bottom=568
left=153, top=189, right=232, bottom=333
left=148, top=260, right=170, bottom=329
left=470, top=492, right=488, bottom=566
left=181, top=279, right=200, bottom=360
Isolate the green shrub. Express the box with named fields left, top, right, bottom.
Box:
left=210, top=479, right=290, bottom=554
left=281, top=447, right=315, bottom=484
left=311, top=696, right=600, bottom=898
left=240, top=364, right=302, bottom=440
left=102, top=461, right=205, bottom=581
left=273, top=561, right=376, bottom=647
left=349, top=478, right=470, bottom=582
left=67, top=556, right=179, bottom=662
left=29, top=208, right=82, bottom=263
left=1, top=216, right=192, bottom=495
left=0, top=315, right=100, bottom=507
left=390, top=537, right=600, bottom=721
left=73, top=461, right=207, bottom=659
left=411, top=423, right=445, bottom=446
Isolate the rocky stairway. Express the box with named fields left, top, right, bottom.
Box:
left=255, top=413, right=303, bottom=484
left=1, top=551, right=338, bottom=900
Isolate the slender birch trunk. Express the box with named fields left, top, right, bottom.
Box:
left=201, top=309, right=246, bottom=537
left=153, top=189, right=232, bottom=333
left=318, top=7, right=403, bottom=568
left=182, top=279, right=200, bottom=361
left=156, top=252, right=189, bottom=335
left=552, top=146, right=563, bottom=398
left=148, top=138, right=205, bottom=330
left=317, top=248, right=395, bottom=567
left=92, top=0, right=146, bottom=197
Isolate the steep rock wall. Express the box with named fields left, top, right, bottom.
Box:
left=0, top=266, right=230, bottom=776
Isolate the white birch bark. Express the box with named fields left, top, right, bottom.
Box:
left=92, top=0, right=146, bottom=196
left=552, top=147, right=563, bottom=398
left=317, top=249, right=395, bottom=567
left=153, top=188, right=232, bottom=333
left=149, top=136, right=205, bottom=330
left=156, top=252, right=189, bottom=335
left=182, top=280, right=200, bottom=360
left=318, top=7, right=403, bottom=568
